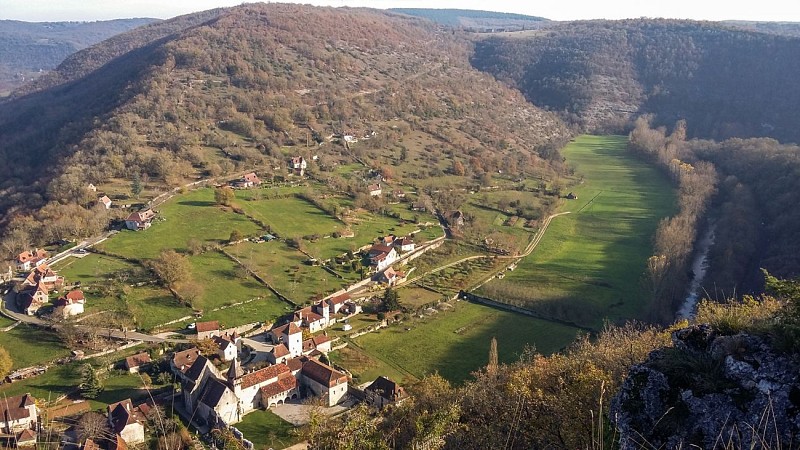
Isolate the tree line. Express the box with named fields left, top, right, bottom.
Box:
left=629, top=117, right=718, bottom=322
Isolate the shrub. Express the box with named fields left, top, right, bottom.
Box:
left=694, top=296, right=781, bottom=336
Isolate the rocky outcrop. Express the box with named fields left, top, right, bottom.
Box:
left=612, top=324, right=800, bottom=449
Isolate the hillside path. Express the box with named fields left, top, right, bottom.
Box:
left=397, top=211, right=571, bottom=289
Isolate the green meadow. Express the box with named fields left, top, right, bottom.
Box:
left=478, top=135, right=676, bottom=330
left=353, top=301, right=580, bottom=384
left=100, top=188, right=262, bottom=260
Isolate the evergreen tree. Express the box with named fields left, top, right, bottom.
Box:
left=131, top=173, right=142, bottom=198
left=80, top=364, right=103, bottom=399
left=381, top=287, right=400, bottom=311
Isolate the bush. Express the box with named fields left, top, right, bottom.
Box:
left=694, top=296, right=781, bottom=336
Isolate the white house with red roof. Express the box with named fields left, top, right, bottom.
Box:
left=17, top=282, right=49, bottom=316
left=0, top=393, right=38, bottom=434
left=368, top=244, right=398, bottom=271
left=22, top=264, right=63, bottom=290
left=378, top=267, right=406, bottom=286
left=269, top=322, right=303, bottom=357
left=302, top=334, right=332, bottom=355
left=267, top=343, right=291, bottom=365
left=53, top=289, right=86, bottom=317
left=195, top=320, right=220, bottom=340
left=300, top=358, right=349, bottom=406
left=107, top=399, right=146, bottom=446
left=16, top=249, right=47, bottom=272
left=368, top=183, right=382, bottom=197
left=124, top=209, right=155, bottom=231
left=98, top=195, right=112, bottom=210
left=232, top=172, right=262, bottom=188
left=124, top=352, right=152, bottom=374
left=394, top=236, right=415, bottom=253
left=213, top=334, right=238, bottom=361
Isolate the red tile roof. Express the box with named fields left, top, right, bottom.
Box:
left=303, top=310, right=324, bottom=323
left=272, top=322, right=302, bottom=335
left=17, top=249, right=47, bottom=264
left=329, top=293, right=351, bottom=305
left=66, top=290, right=85, bottom=301
left=126, top=209, right=155, bottom=223
left=107, top=399, right=145, bottom=433
left=287, top=356, right=307, bottom=372
left=195, top=321, right=219, bottom=333
left=301, top=359, right=347, bottom=388
left=240, top=363, right=290, bottom=389
left=0, top=393, right=36, bottom=421
left=259, top=373, right=297, bottom=398
left=17, top=428, right=36, bottom=443
left=369, top=244, right=394, bottom=255
left=312, top=335, right=331, bottom=346
left=125, top=352, right=151, bottom=369
left=172, top=348, right=201, bottom=373
left=271, top=344, right=289, bottom=358
left=396, top=236, right=414, bottom=246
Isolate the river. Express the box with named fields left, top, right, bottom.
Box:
left=676, top=223, right=716, bottom=320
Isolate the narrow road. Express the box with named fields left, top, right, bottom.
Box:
left=1, top=292, right=189, bottom=343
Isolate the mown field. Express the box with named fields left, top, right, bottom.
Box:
left=352, top=300, right=581, bottom=384
left=100, top=188, right=262, bottom=260
left=0, top=323, right=70, bottom=369
left=477, top=135, right=676, bottom=330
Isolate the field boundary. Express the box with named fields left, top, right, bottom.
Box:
left=460, top=292, right=595, bottom=332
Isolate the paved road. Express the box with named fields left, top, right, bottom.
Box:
left=1, top=291, right=188, bottom=344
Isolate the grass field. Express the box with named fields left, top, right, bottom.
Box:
left=100, top=188, right=262, bottom=260
left=227, top=242, right=347, bottom=305
left=0, top=361, right=82, bottom=400
left=477, top=135, right=676, bottom=330
left=186, top=251, right=288, bottom=325
left=234, top=410, right=303, bottom=450
left=329, top=345, right=412, bottom=385
left=56, top=254, right=140, bottom=285
left=354, top=301, right=580, bottom=384
left=235, top=194, right=342, bottom=239
left=397, top=286, right=446, bottom=309
left=0, top=323, right=70, bottom=369
left=126, top=286, right=192, bottom=331
left=0, top=357, right=164, bottom=410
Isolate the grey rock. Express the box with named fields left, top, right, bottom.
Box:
left=612, top=325, right=800, bottom=450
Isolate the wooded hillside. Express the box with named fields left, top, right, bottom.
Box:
left=388, top=8, right=549, bottom=31
left=0, top=3, right=569, bottom=251
left=471, top=20, right=800, bottom=142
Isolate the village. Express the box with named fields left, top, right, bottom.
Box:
left=0, top=154, right=452, bottom=450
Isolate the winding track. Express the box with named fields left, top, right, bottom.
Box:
left=397, top=211, right=571, bottom=289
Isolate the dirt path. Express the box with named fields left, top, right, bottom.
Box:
left=396, top=211, right=571, bottom=289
